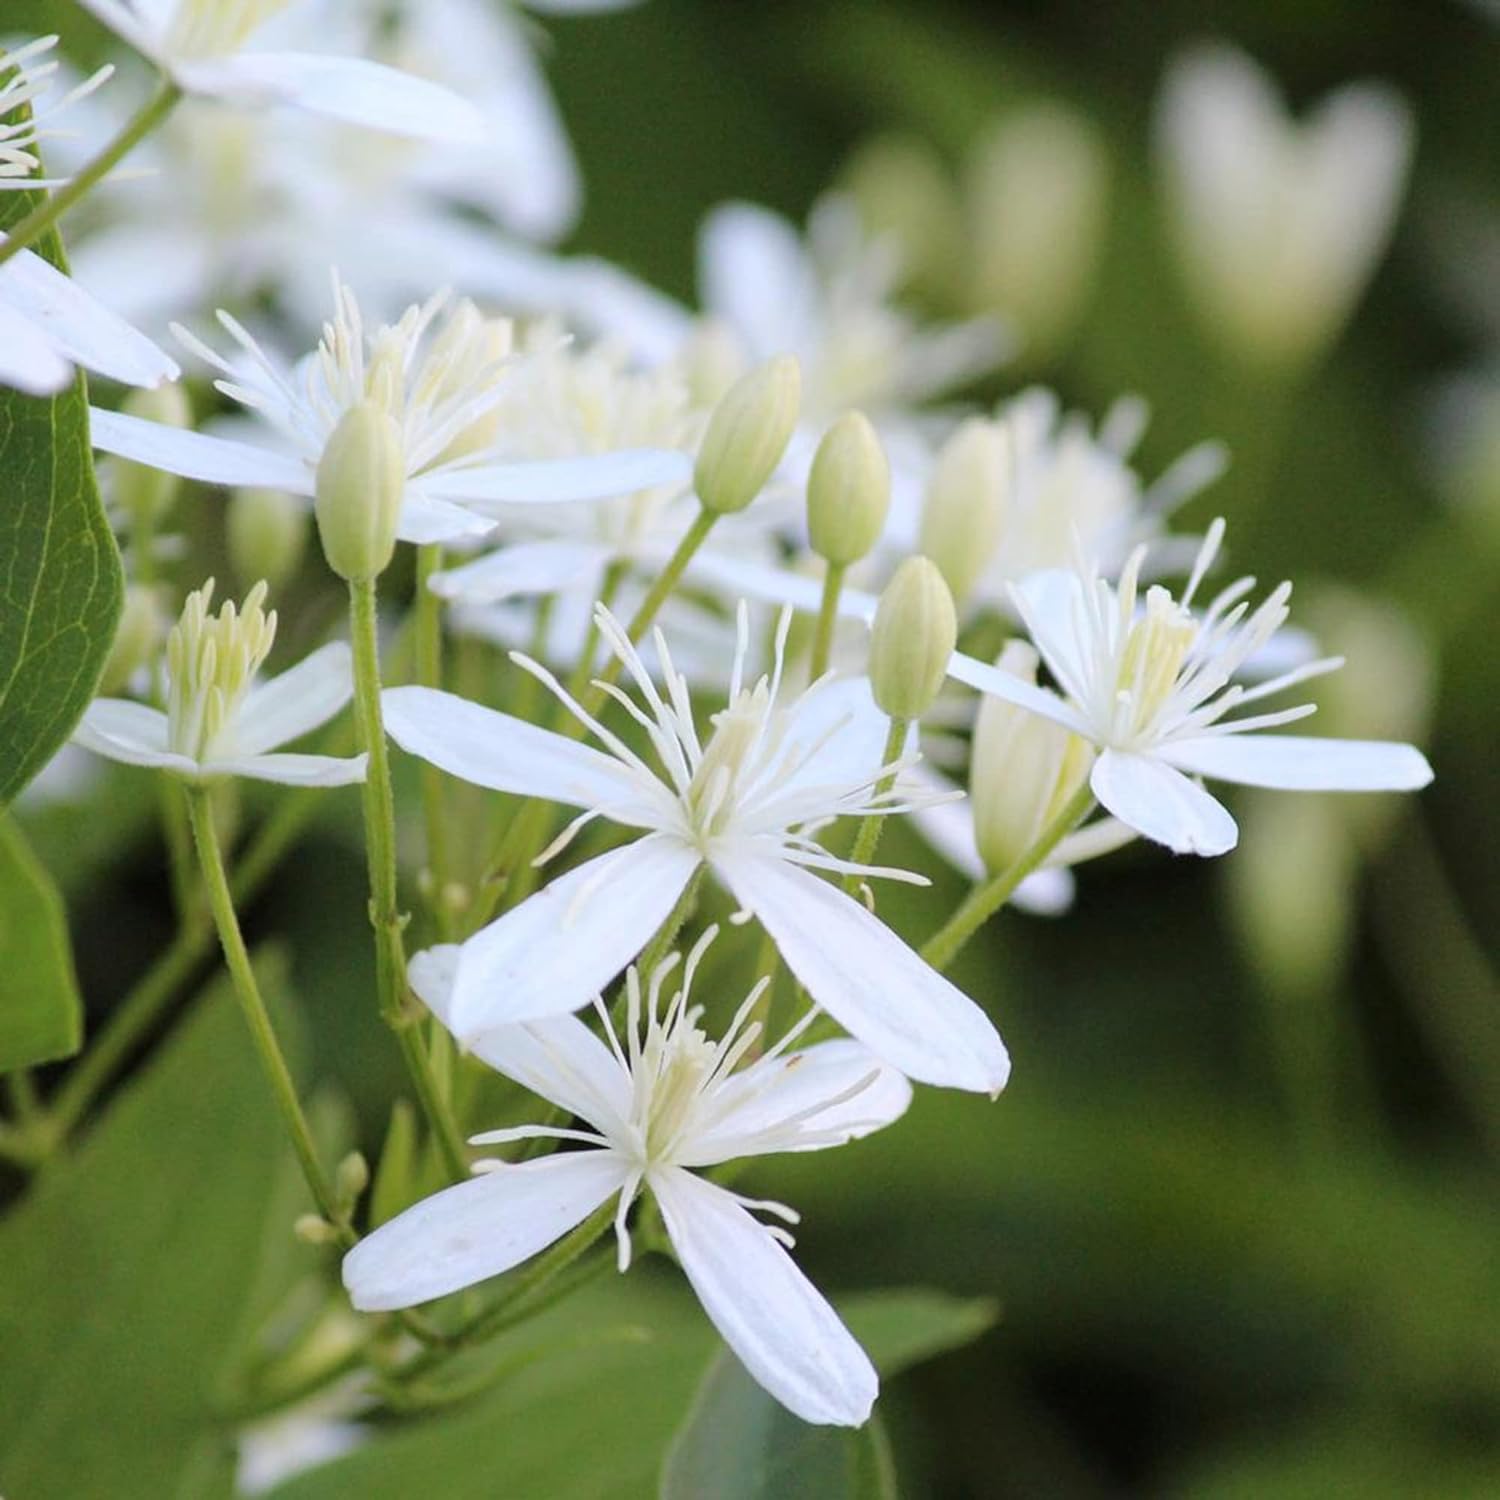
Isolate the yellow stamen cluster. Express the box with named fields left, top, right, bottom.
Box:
left=165, top=0, right=292, bottom=59
left=687, top=686, right=773, bottom=841
left=1112, top=585, right=1196, bottom=741
left=166, top=579, right=275, bottom=760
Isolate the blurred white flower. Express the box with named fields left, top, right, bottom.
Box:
left=85, top=278, right=691, bottom=547
left=957, top=521, right=1434, bottom=856
left=385, top=604, right=1011, bottom=1093
left=73, top=580, right=366, bottom=786
left=1156, top=41, right=1413, bottom=372
left=76, top=0, right=486, bottom=141
left=345, top=933, right=910, bottom=1426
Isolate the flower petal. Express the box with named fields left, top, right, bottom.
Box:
left=429, top=539, right=613, bottom=605
left=171, top=54, right=488, bottom=145
left=209, top=751, right=368, bottom=787
left=651, top=1167, right=877, bottom=1427
left=72, top=699, right=190, bottom=773
left=426, top=449, right=691, bottom=506
left=342, top=1151, right=629, bottom=1311
left=396, top=492, right=495, bottom=546
left=0, top=299, right=71, bottom=395
left=382, top=685, right=645, bottom=812
left=0, top=242, right=179, bottom=389
left=1090, top=748, right=1237, bottom=855
left=235, top=642, right=353, bottom=756
left=946, top=650, right=1089, bottom=737
left=73, top=0, right=158, bottom=57
left=1011, top=867, right=1076, bottom=917
left=699, top=202, right=819, bottom=359
left=88, top=406, right=311, bottom=494
left=1159, top=733, right=1434, bottom=792
left=682, top=550, right=879, bottom=625
left=450, top=837, right=701, bottom=1034
left=685, top=1039, right=912, bottom=1168
left=715, top=854, right=1010, bottom=1095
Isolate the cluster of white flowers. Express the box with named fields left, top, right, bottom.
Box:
left=7, top=0, right=1434, bottom=1460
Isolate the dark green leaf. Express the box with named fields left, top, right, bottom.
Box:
left=0, top=811, right=82, bottom=1068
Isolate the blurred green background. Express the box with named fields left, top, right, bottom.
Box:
left=7, top=0, right=1500, bottom=1495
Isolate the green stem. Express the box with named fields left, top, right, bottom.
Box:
left=842, top=717, right=908, bottom=893
left=186, top=785, right=347, bottom=1239
left=0, top=82, right=181, bottom=267
left=413, top=545, right=458, bottom=941
left=922, top=784, right=1095, bottom=973
left=809, top=561, right=846, bottom=682
left=637, top=865, right=706, bottom=982
left=348, top=578, right=469, bottom=1183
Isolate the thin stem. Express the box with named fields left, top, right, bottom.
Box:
left=413, top=545, right=458, bottom=941
left=637, top=865, right=706, bottom=982
left=0, top=81, right=181, bottom=267
left=922, top=784, right=1095, bottom=973
left=3, top=1071, right=41, bottom=1124
left=186, top=785, right=347, bottom=1239
left=559, top=559, right=627, bottom=715
left=842, top=716, right=908, bottom=894
left=348, top=578, right=469, bottom=1183
left=809, top=560, right=846, bottom=682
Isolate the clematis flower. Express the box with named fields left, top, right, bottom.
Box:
left=84, top=277, right=692, bottom=549
left=954, top=521, right=1434, bottom=856
left=385, top=605, right=1010, bottom=1094
left=76, top=0, right=488, bottom=143
left=344, top=934, right=912, bottom=1426
left=0, top=37, right=179, bottom=396
left=73, top=579, right=366, bottom=785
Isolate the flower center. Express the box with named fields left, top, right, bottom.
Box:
left=639, top=1022, right=717, bottom=1162
left=1111, top=585, right=1195, bottom=742
left=686, top=686, right=771, bottom=840
left=166, top=580, right=275, bottom=762
left=166, top=0, right=292, bottom=58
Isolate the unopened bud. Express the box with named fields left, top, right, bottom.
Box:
left=969, top=642, right=1093, bottom=873
left=335, top=1150, right=370, bottom=1207
left=293, top=1214, right=340, bottom=1246
left=99, top=584, right=164, bottom=695
left=919, top=418, right=1009, bottom=605
left=807, top=411, right=891, bottom=566
left=227, top=486, right=308, bottom=591
left=869, top=556, right=956, bottom=720
left=694, top=355, right=801, bottom=515
left=680, top=318, right=748, bottom=409
left=314, top=403, right=405, bottom=582
left=113, top=383, right=192, bottom=529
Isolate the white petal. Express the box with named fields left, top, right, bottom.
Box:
left=1010, top=867, right=1076, bottom=917
left=764, top=677, right=900, bottom=806
left=72, top=699, right=191, bottom=772
left=0, top=300, right=72, bottom=395
left=1159, top=733, right=1433, bottom=792
left=716, top=855, right=1010, bottom=1095
left=396, top=493, right=496, bottom=546
left=652, top=1168, right=876, bottom=1428
left=685, top=1039, right=912, bottom=1168
left=426, top=449, right=691, bottom=506
left=947, top=650, right=1089, bottom=737
left=382, top=685, right=644, bottom=812
left=342, top=1151, right=629, bottom=1311
left=1008, top=569, right=1092, bottom=697
left=1089, top=748, right=1237, bottom=856
left=430, top=540, right=613, bottom=605
left=73, top=0, right=159, bottom=56
left=699, top=202, right=819, bottom=359
left=0, top=243, right=179, bottom=389
left=467, top=1016, right=634, bottom=1139
left=89, top=407, right=311, bottom=494
left=684, top=549, right=879, bottom=625
left=235, top=642, right=353, bottom=756
left=209, top=751, right=368, bottom=786
left=449, top=837, right=701, bottom=1034
left=906, top=768, right=985, bottom=883
left=171, top=54, right=487, bottom=145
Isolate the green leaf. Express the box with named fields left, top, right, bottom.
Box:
left=0, top=136, right=123, bottom=807
left=659, top=1288, right=998, bottom=1500
left=0, top=954, right=309, bottom=1499
left=0, top=811, right=82, bottom=1068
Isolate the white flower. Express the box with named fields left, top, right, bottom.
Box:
left=344, top=932, right=912, bottom=1426
left=0, top=38, right=179, bottom=396
left=1156, top=41, right=1413, bottom=371
left=73, top=580, right=366, bottom=785
left=384, top=605, right=1010, bottom=1094
left=84, top=278, right=691, bottom=548
left=76, top=0, right=487, bottom=142
left=953, top=521, right=1434, bottom=856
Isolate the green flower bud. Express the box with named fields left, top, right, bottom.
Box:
left=227, top=486, right=309, bottom=591
left=314, top=403, right=405, bottom=582
left=869, top=556, right=956, bottom=720
left=807, top=411, right=891, bottom=566
left=969, top=641, right=1093, bottom=873
left=336, top=1150, right=370, bottom=1208
left=112, top=383, right=192, bottom=530
left=99, top=584, right=164, bottom=695
left=919, top=417, right=1009, bottom=605
left=694, top=355, right=801, bottom=515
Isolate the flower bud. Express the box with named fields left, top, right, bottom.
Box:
left=336, top=1150, right=370, bottom=1208
left=969, top=642, right=1093, bottom=873
left=693, top=355, right=801, bottom=515
left=314, top=402, right=405, bottom=582
left=869, top=556, right=956, bottom=720
left=293, top=1214, right=340, bottom=1246
left=807, top=411, right=891, bottom=566
left=112, top=383, right=192, bottom=530
left=99, top=585, right=164, bottom=695
left=919, top=417, right=1009, bottom=606
left=227, top=486, right=308, bottom=591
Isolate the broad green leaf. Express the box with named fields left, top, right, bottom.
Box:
left=659, top=1289, right=998, bottom=1500
left=0, top=811, right=82, bottom=1068
left=0, top=954, right=312, bottom=1499
left=0, top=139, right=124, bottom=806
